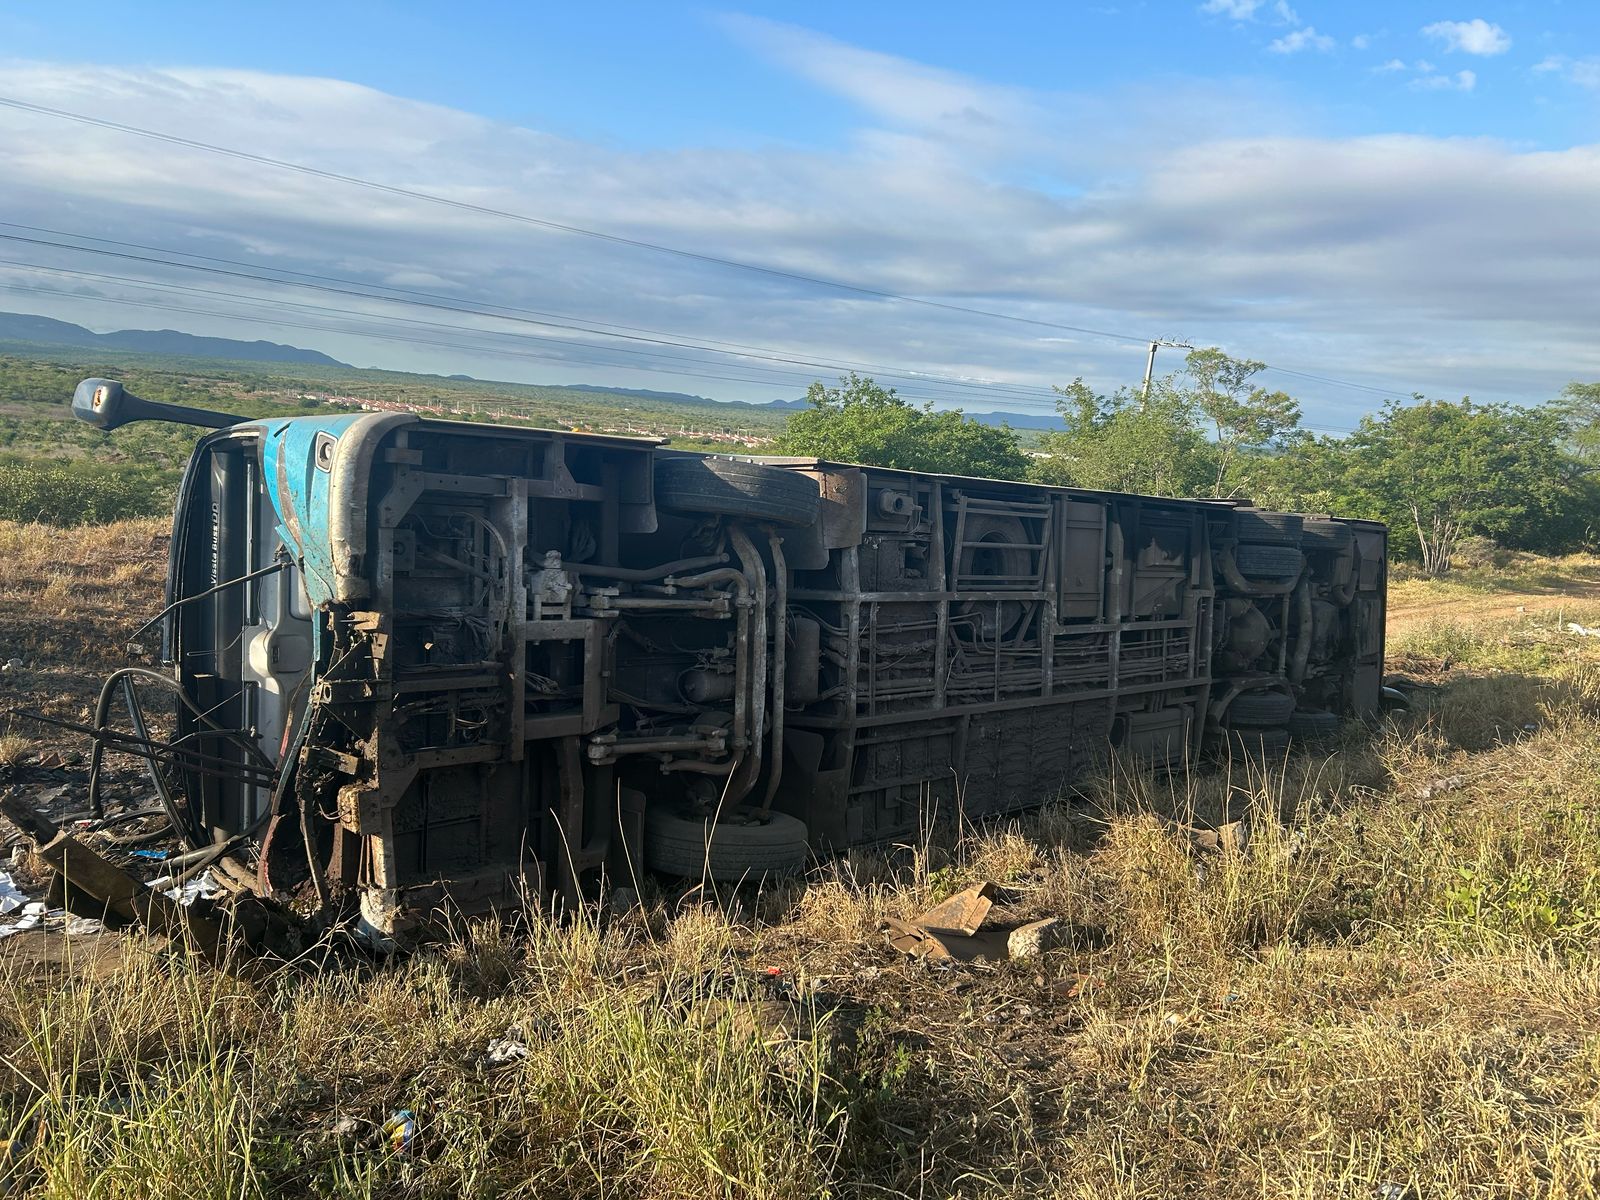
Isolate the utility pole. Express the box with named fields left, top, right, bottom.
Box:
left=1141, top=339, right=1194, bottom=407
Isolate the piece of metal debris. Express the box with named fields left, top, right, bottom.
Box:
left=0, top=794, right=225, bottom=960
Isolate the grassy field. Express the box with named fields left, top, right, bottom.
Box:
left=2, top=530, right=1600, bottom=1197
left=0, top=350, right=790, bottom=524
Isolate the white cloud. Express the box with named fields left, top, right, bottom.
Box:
left=1352, top=34, right=1371, bottom=49
left=1422, top=18, right=1511, bottom=56
left=0, top=47, right=1599, bottom=427
left=1375, top=58, right=1408, bottom=72
left=1411, top=68, right=1477, bottom=91
left=1272, top=1, right=1299, bottom=24
left=1270, top=26, right=1335, bottom=53
left=1535, top=55, right=1600, bottom=89
left=1200, top=0, right=1264, bottom=18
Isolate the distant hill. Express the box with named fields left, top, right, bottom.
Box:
left=973, top=409, right=1065, bottom=431
left=560, top=386, right=1061, bottom=429
left=751, top=394, right=1062, bottom=430
left=0, top=309, right=1061, bottom=430
left=0, top=312, right=349, bottom=367
left=564, top=383, right=719, bottom=404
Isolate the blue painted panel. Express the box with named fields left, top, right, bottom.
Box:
left=260, top=414, right=376, bottom=607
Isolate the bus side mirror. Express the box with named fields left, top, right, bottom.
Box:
left=71, top=378, right=239, bottom=431
left=72, top=378, right=131, bottom=429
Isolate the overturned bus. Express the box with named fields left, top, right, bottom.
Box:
left=70, top=378, right=1387, bottom=936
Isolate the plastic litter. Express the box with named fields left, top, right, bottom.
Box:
left=0, top=902, right=102, bottom=939
left=157, top=869, right=225, bottom=907
left=129, top=849, right=170, bottom=861
left=760, top=965, right=799, bottom=1001
left=381, top=1110, right=416, bottom=1154
left=326, top=1115, right=367, bottom=1141
left=0, top=871, right=28, bottom=915
left=0, top=901, right=46, bottom=937
left=481, top=1028, right=531, bottom=1069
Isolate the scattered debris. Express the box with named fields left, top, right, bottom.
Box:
left=1379, top=686, right=1413, bottom=711
left=0, top=795, right=225, bottom=960
left=326, top=1115, right=368, bottom=1142
left=0, top=901, right=46, bottom=938
left=1567, top=622, right=1600, bottom=638
left=913, top=881, right=998, bottom=936
left=1051, top=973, right=1103, bottom=999
left=883, top=882, right=1074, bottom=965
left=0, top=871, right=27, bottom=915
left=480, top=1027, right=531, bottom=1070
left=159, top=870, right=226, bottom=908
left=760, top=965, right=799, bottom=1001
left=381, top=1110, right=416, bottom=1155
left=1161, top=817, right=1250, bottom=856
left=1007, top=918, right=1062, bottom=961
left=1416, top=774, right=1464, bottom=800
left=1, top=658, right=21, bottom=674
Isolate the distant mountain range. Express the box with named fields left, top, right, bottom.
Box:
left=558, top=382, right=1064, bottom=430
left=0, top=312, right=349, bottom=366
left=0, top=311, right=1064, bottom=429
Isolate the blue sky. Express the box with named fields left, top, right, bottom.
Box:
left=1, top=2, right=1598, bottom=429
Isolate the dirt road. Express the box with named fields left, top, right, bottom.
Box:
left=1386, top=555, right=1600, bottom=636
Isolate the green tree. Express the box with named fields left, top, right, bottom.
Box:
left=1030, top=377, right=1216, bottom=496
left=1230, top=432, right=1355, bottom=516
left=1183, top=348, right=1303, bottom=494
left=776, top=374, right=1028, bottom=480
left=1346, top=397, right=1586, bottom=573
left=1550, top=381, right=1600, bottom=468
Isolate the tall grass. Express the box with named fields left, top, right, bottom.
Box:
left=4, top=586, right=1600, bottom=1195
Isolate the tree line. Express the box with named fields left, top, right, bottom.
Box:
left=776, top=354, right=1600, bottom=574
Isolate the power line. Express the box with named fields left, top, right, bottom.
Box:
left=0, top=278, right=1082, bottom=408
left=0, top=94, right=1156, bottom=346
left=0, top=279, right=1363, bottom=435
left=0, top=257, right=883, bottom=393
left=0, top=94, right=1423, bottom=408
left=0, top=219, right=1015, bottom=374
left=0, top=230, right=1078, bottom=409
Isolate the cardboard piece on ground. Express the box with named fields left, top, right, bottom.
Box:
left=913, top=881, right=998, bottom=936
left=884, top=882, right=1043, bottom=963
left=1162, top=817, right=1249, bottom=855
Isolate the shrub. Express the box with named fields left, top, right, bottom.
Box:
left=0, top=458, right=177, bottom=525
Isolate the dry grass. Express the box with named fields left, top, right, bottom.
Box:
left=0, top=733, right=30, bottom=766
left=4, top=533, right=1600, bottom=1196
left=0, top=519, right=169, bottom=755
